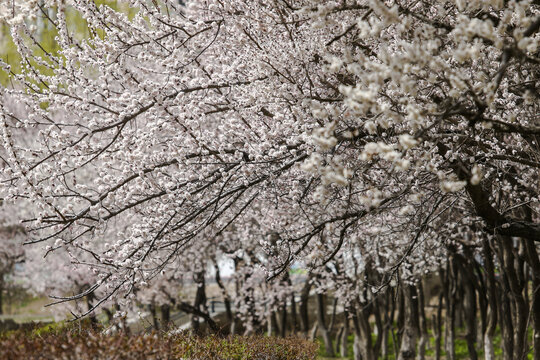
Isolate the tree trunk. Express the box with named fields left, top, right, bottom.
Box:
left=381, top=310, right=389, bottom=359
left=316, top=293, right=334, bottom=357
left=459, top=257, right=478, bottom=360
left=339, top=320, right=350, bottom=357
left=444, top=261, right=456, bottom=360
left=397, top=287, right=405, bottom=348
left=417, top=281, right=428, bottom=360
left=309, top=322, right=318, bottom=341
left=353, top=332, right=363, bottom=360
left=495, top=236, right=518, bottom=360
left=299, top=278, right=312, bottom=336
left=524, top=243, right=540, bottom=360
left=214, top=260, right=233, bottom=323
left=280, top=299, right=288, bottom=337
left=389, top=287, right=399, bottom=359
left=103, top=307, right=113, bottom=324
left=464, top=279, right=478, bottom=360
left=398, top=285, right=418, bottom=360
left=328, top=297, right=338, bottom=333
left=483, top=239, right=498, bottom=360
left=267, top=310, right=279, bottom=336
left=501, top=236, right=528, bottom=360
left=230, top=316, right=238, bottom=335
left=161, top=304, right=171, bottom=330
left=373, top=296, right=384, bottom=360
left=290, top=292, right=299, bottom=333
left=0, top=280, right=3, bottom=315
left=149, top=302, right=159, bottom=330
left=381, top=290, right=392, bottom=360
left=351, top=302, right=375, bottom=360
left=340, top=316, right=350, bottom=358
left=191, top=271, right=207, bottom=335
left=336, top=325, right=344, bottom=355
left=523, top=206, right=540, bottom=360
left=472, top=259, right=487, bottom=348
left=86, top=292, right=98, bottom=325
left=499, top=272, right=514, bottom=360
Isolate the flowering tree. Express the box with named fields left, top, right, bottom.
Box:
left=0, top=0, right=539, bottom=359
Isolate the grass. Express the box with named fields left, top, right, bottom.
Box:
left=1, top=292, right=56, bottom=322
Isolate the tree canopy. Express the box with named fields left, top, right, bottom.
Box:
left=0, top=1, right=538, bottom=359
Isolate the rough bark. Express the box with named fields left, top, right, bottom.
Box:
left=340, top=314, right=350, bottom=358
left=498, top=271, right=514, bottom=360
left=267, top=311, right=280, bottom=336
left=316, top=293, right=334, bottom=357
left=335, top=325, right=344, bottom=355
left=373, top=295, right=384, bottom=360
left=397, top=287, right=405, bottom=348
left=191, top=271, right=208, bottom=335
left=328, top=296, right=338, bottom=334
left=398, top=285, right=418, bottom=360
left=381, top=294, right=390, bottom=360
left=160, top=304, right=171, bottom=330
left=523, top=235, right=540, bottom=360
left=483, top=239, right=498, bottom=360
left=309, top=322, right=318, bottom=342
left=352, top=304, right=375, bottom=360
left=464, top=274, right=478, bottom=360
left=443, top=261, right=456, bottom=360
left=290, top=292, right=299, bottom=333
left=417, top=281, right=428, bottom=360
left=149, top=302, right=159, bottom=330
left=0, top=280, right=3, bottom=315
left=299, top=277, right=312, bottom=336
left=280, top=299, right=288, bottom=337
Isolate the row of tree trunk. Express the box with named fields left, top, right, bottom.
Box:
left=116, top=234, right=539, bottom=360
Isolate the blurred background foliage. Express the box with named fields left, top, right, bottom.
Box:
left=0, top=0, right=136, bottom=85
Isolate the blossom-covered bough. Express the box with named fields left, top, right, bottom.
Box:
left=0, top=0, right=538, bottom=359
